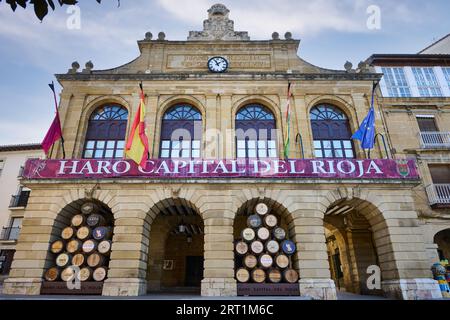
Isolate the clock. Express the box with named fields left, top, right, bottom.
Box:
left=207, top=56, right=229, bottom=73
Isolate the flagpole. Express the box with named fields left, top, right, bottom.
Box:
left=49, top=81, right=66, bottom=159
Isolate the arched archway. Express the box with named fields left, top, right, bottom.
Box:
left=41, top=198, right=115, bottom=295
left=146, top=198, right=204, bottom=294
left=324, top=197, right=386, bottom=296
left=434, top=229, right=450, bottom=262
left=233, top=198, right=300, bottom=295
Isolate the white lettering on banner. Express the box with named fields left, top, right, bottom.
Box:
left=96, top=161, right=111, bottom=174
left=312, top=161, right=327, bottom=174
left=79, top=161, right=94, bottom=174
left=367, top=161, right=383, bottom=174
left=58, top=160, right=79, bottom=174
left=337, top=160, right=355, bottom=174
left=112, top=161, right=130, bottom=174
left=231, top=160, right=246, bottom=174
left=138, top=161, right=155, bottom=174
left=289, top=160, right=305, bottom=174
left=213, top=160, right=229, bottom=173
left=155, top=161, right=171, bottom=174
left=272, top=160, right=288, bottom=174
left=173, top=160, right=188, bottom=174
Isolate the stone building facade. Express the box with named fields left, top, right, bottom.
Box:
left=2, top=4, right=446, bottom=299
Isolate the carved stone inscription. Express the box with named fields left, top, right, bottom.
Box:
left=167, top=54, right=271, bottom=70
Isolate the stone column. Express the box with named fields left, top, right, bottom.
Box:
left=292, top=209, right=337, bottom=300
left=102, top=207, right=149, bottom=296
left=367, top=203, right=442, bottom=300
left=201, top=212, right=236, bottom=297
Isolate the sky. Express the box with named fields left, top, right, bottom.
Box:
left=0, top=0, right=449, bottom=145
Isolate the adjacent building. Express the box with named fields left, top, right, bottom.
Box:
left=1, top=4, right=447, bottom=299
left=0, top=144, right=43, bottom=285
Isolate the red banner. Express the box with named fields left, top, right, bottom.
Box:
left=22, top=158, right=419, bottom=180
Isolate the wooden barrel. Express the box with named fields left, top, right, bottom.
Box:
left=93, top=267, right=108, bottom=282
left=264, top=214, right=278, bottom=228
left=66, top=239, right=82, bottom=253
left=50, top=240, right=65, bottom=254
left=56, top=253, right=71, bottom=267
left=86, top=214, right=105, bottom=227
left=236, top=268, right=250, bottom=283
left=87, top=253, right=105, bottom=268
left=257, top=227, right=270, bottom=241
left=77, top=226, right=91, bottom=240
left=44, top=267, right=60, bottom=282
left=71, top=214, right=84, bottom=227
left=266, top=240, right=280, bottom=255
left=61, top=267, right=76, bottom=282
left=275, top=254, right=290, bottom=269
left=235, top=241, right=249, bottom=255
left=281, top=240, right=296, bottom=255
left=251, top=268, right=266, bottom=283
left=77, top=267, right=93, bottom=282
left=283, top=269, right=299, bottom=283
left=82, top=240, right=97, bottom=254
left=273, top=227, right=286, bottom=241
left=250, top=240, right=264, bottom=255
left=80, top=201, right=99, bottom=215
left=247, top=215, right=262, bottom=228
left=92, top=226, right=111, bottom=240
left=61, top=227, right=76, bottom=240
left=241, top=228, right=256, bottom=242
left=72, top=253, right=85, bottom=267
left=243, top=254, right=258, bottom=269
left=268, top=269, right=282, bottom=283
left=98, top=240, right=112, bottom=255
left=259, top=254, right=273, bottom=269
left=255, top=203, right=269, bottom=216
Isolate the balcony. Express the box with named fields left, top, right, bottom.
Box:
left=426, top=184, right=450, bottom=208
left=9, top=191, right=30, bottom=208
left=0, top=227, right=21, bottom=241
left=419, top=132, right=450, bottom=149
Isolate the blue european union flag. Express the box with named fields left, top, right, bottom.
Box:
left=352, top=83, right=377, bottom=149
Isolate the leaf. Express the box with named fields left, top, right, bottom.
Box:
left=47, top=0, right=55, bottom=10
left=5, top=0, right=18, bottom=11
left=58, top=0, right=77, bottom=5
left=16, top=0, right=27, bottom=8
left=30, top=0, right=48, bottom=20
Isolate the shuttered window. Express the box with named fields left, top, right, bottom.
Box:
left=417, top=117, right=439, bottom=132
left=429, top=165, right=450, bottom=184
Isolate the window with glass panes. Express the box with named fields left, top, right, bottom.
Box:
left=235, top=104, right=277, bottom=159
left=310, top=104, right=355, bottom=159
left=83, top=105, right=128, bottom=159
left=160, top=105, right=202, bottom=159
left=381, top=67, right=411, bottom=97
left=412, top=67, right=443, bottom=97
left=442, top=67, right=450, bottom=89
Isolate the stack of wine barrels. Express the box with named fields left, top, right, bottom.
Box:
left=235, top=202, right=299, bottom=284
left=44, top=201, right=113, bottom=284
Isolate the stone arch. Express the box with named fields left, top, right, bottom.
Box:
left=144, top=197, right=205, bottom=293
left=434, top=228, right=450, bottom=262
left=76, top=95, right=132, bottom=158
left=306, top=95, right=356, bottom=120
left=42, top=197, right=115, bottom=293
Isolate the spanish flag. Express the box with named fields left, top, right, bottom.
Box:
left=283, top=82, right=293, bottom=159
left=125, top=83, right=150, bottom=167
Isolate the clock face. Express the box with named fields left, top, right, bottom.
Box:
left=207, top=56, right=228, bottom=73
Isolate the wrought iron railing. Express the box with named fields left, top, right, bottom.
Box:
left=0, top=227, right=21, bottom=241
left=426, top=184, right=450, bottom=206
left=9, top=191, right=30, bottom=208
left=419, top=132, right=450, bottom=149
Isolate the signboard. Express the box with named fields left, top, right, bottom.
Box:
left=22, top=158, right=419, bottom=180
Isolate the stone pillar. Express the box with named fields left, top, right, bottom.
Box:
left=102, top=208, right=149, bottom=296
left=201, top=213, right=236, bottom=297
left=367, top=204, right=442, bottom=300
left=292, top=210, right=337, bottom=300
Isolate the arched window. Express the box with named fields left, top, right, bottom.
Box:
left=310, top=104, right=355, bottom=158
left=235, top=104, right=277, bottom=159
left=83, top=105, right=128, bottom=159
left=160, top=104, right=202, bottom=159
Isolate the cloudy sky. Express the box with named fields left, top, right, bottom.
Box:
left=0, top=0, right=449, bottom=145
